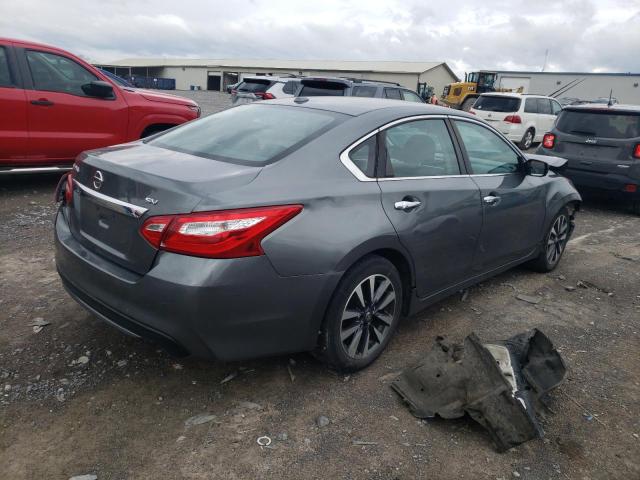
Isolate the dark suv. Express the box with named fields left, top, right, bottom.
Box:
left=297, top=77, right=425, bottom=102
left=537, top=104, right=640, bottom=213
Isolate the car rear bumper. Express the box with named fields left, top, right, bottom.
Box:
left=54, top=209, right=340, bottom=361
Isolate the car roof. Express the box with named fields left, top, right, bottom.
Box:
left=563, top=103, right=640, bottom=113
left=479, top=92, right=551, bottom=99
left=241, top=76, right=299, bottom=83
left=259, top=96, right=464, bottom=117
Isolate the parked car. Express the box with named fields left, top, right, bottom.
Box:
left=0, top=37, right=200, bottom=170
left=295, top=77, right=425, bottom=103
left=225, top=80, right=242, bottom=94
left=537, top=103, right=640, bottom=214
left=230, top=76, right=300, bottom=105
left=54, top=98, right=580, bottom=371
left=470, top=93, right=563, bottom=150
left=231, top=76, right=425, bottom=106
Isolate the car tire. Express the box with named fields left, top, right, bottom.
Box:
left=518, top=128, right=535, bottom=150
left=461, top=97, right=476, bottom=111
left=527, top=207, right=571, bottom=272
left=314, top=256, right=403, bottom=372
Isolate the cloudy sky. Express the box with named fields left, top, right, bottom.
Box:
left=2, top=0, right=639, bottom=77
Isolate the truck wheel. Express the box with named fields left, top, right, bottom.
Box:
left=461, top=97, right=476, bottom=111
left=518, top=128, right=535, bottom=150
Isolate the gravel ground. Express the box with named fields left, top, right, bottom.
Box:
left=1, top=117, right=639, bottom=479
left=172, top=89, right=232, bottom=116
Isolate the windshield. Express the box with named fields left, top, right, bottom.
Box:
left=473, top=96, right=521, bottom=112
left=99, top=68, right=133, bottom=87
left=149, top=104, right=346, bottom=165
left=556, top=110, right=640, bottom=139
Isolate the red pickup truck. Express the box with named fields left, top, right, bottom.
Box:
left=0, top=37, right=200, bottom=170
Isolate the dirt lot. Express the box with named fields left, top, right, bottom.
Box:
left=1, top=102, right=639, bottom=479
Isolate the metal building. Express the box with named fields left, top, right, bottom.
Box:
left=492, top=70, right=640, bottom=104
left=96, top=58, right=459, bottom=94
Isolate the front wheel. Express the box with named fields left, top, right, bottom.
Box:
left=527, top=207, right=571, bottom=272
left=314, top=256, right=402, bottom=372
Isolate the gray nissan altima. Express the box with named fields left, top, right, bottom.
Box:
left=54, top=97, right=581, bottom=371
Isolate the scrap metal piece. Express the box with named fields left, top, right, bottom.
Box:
left=391, top=329, right=565, bottom=452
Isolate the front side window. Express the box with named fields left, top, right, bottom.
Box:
left=150, top=104, right=345, bottom=165
left=383, top=119, right=460, bottom=178
left=401, top=90, right=424, bottom=103
left=0, top=47, right=14, bottom=87
left=455, top=121, right=520, bottom=174
left=384, top=88, right=402, bottom=100
left=26, top=50, right=97, bottom=96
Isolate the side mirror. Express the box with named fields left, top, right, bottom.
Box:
left=82, top=80, right=114, bottom=99
left=526, top=158, right=549, bottom=177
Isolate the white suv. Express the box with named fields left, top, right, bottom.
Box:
left=231, top=76, right=301, bottom=106
left=470, top=93, right=563, bottom=150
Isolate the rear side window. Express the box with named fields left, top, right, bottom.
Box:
left=282, top=81, right=298, bottom=94
left=384, top=88, right=402, bottom=100
left=26, top=50, right=97, bottom=96
left=556, top=111, right=640, bottom=139
left=524, top=98, right=538, bottom=113
left=348, top=136, right=377, bottom=177
left=150, top=104, right=345, bottom=165
left=551, top=100, right=562, bottom=115
left=473, top=96, right=521, bottom=112
left=401, top=90, right=424, bottom=102
left=454, top=121, right=520, bottom=174
left=383, top=119, right=460, bottom=178
left=237, top=79, right=271, bottom=93
left=300, top=81, right=346, bottom=96
left=352, top=85, right=377, bottom=97
left=536, top=98, right=552, bottom=114
left=0, top=47, right=14, bottom=87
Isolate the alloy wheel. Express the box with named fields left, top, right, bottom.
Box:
left=546, top=214, right=568, bottom=265
left=523, top=130, right=533, bottom=149
left=340, top=274, right=396, bottom=359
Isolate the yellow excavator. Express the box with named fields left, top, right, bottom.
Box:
left=441, top=71, right=524, bottom=111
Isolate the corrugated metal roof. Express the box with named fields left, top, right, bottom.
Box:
left=102, top=58, right=448, bottom=74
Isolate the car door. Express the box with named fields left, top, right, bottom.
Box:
left=452, top=119, right=546, bottom=272
left=0, top=44, right=28, bottom=165
left=376, top=117, right=483, bottom=297
left=20, top=48, right=129, bottom=163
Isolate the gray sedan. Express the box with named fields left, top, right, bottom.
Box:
left=54, top=98, right=581, bottom=371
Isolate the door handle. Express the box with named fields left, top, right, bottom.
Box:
left=31, top=99, right=54, bottom=106
left=483, top=195, right=501, bottom=206
left=394, top=200, right=421, bottom=211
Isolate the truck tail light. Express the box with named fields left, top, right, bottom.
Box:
left=633, top=143, right=640, bottom=159
left=543, top=133, right=556, bottom=149
left=140, top=205, right=303, bottom=258
left=504, top=115, right=522, bottom=124
left=55, top=172, right=74, bottom=205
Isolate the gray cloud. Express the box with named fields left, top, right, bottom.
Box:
left=1, top=0, right=639, bottom=77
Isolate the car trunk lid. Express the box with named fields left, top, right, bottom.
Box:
left=67, top=143, right=262, bottom=274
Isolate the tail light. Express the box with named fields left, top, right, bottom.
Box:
left=633, top=143, right=640, bottom=159
left=140, top=205, right=303, bottom=258
left=542, top=133, right=556, bottom=149
left=255, top=92, right=275, bottom=100
left=468, top=110, right=476, bottom=115
left=54, top=172, right=74, bottom=205
left=504, top=115, right=522, bottom=124
left=230, top=89, right=237, bottom=95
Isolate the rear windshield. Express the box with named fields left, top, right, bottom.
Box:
left=237, top=79, right=272, bottom=93
left=556, top=110, right=640, bottom=139
left=149, top=104, right=346, bottom=165
left=300, top=81, right=347, bottom=97
left=473, top=96, right=521, bottom=112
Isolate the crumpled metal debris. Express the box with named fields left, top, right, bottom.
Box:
left=391, top=329, right=566, bottom=452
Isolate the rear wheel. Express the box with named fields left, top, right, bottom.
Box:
left=314, top=256, right=402, bottom=372
left=461, top=97, right=476, bottom=111
left=528, top=207, right=570, bottom=272
left=518, top=128, right=535, bottom=150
